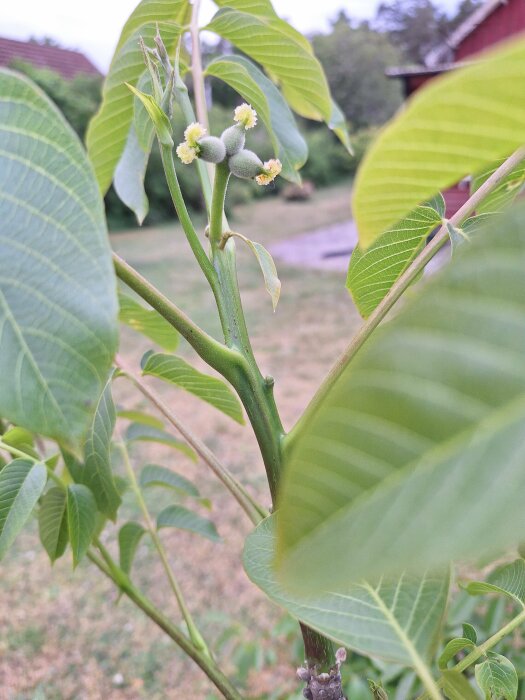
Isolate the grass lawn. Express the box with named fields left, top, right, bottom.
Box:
left=0, top=182, right=362, bottom=700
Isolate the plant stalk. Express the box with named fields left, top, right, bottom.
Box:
left=113, top=252, right=240, bottom=376
left=289, top=145, right=525, bottom=443
left=417, top=607, right=525, bottom=700
left=118, top=441, right=210, bottom=655
left=86, top=549, right=244, bottom=700
left=116, top=358, right=267, bottom=525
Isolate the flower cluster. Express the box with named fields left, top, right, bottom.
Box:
left=175, top=104, right=282, bottom=186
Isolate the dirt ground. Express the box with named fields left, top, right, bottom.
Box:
left=0, top=182, right=362, bottom=700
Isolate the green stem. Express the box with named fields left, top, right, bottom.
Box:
left=113, top=252, right=239, bottom=376
left=159, top=143, right=215, bottom=285
left=86, top=550, right=244, bottom=700
left=116, top=358, right=267, bottom=525
left=288, top=145, right=525, bottom=446
left=118, top=441, right=210, bottom=656
left=417, top=607, right=525, bottom=700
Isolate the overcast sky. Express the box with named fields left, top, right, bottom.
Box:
left=2, top=0, right=462, bottom=72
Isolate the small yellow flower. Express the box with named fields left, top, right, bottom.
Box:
left=184, top=122, right=207, bottom=147
left=234, top=103, right=257, bottom=130
left=255, top=159, right=282, bottom=185
left=176, top=141, right=197, bottom=164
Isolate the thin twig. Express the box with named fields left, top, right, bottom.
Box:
left=86, top=548, right=244, bottom=700
left=117, top=440, right=211, bottom=656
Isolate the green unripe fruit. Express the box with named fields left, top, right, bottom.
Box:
left=228, top=149, right=263, bottom=179
left=221, top=124, right=246, bottom=156
left=197, top=136, right=226, bottom=164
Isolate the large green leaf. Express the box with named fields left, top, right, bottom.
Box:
left=353, top=37, right=525, bottom=247
left=0, top=459, right=47, bottom=559
left=206, top=8, right=331, bottom=122
left=119, top=292, right=180, bottom=351
left=347, top=202, right=442, bottom=318
left=86, top=0, right=188, bottom=194
left=0, top=69, right=118, bottom=448
left=157, top=505, right=221, bottom=542
left=205, top=55, right=307, bottom=183
left=118, top=520, right=146, bottom=575
left=38, top=486, right=69, bottom=563
left=142, top=352, right=244, bottom=424
left=244, top=516, right=449, bottom=668
left=65, top=378, right=121, bottom=520
left=276, top=202, right=525, bottom=590
left=67, top=484, right=98, bottom=566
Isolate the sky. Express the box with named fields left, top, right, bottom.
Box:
left=1, top=0, right=462, bottom=73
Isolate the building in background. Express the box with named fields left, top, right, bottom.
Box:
left=387, top=0, right=525, bottom=215
left=0, top=36, right=100, bottom=79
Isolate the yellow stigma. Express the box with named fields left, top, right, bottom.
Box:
left=184, top=122, right=207, bottom=147
left=256, top=159, right=282, bottom=185
left=176, top=141, right=197, bottom=164
left=234, top=103, right=257, bottom=130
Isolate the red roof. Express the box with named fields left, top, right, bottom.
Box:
left=0, top=36, right=101, bottom=79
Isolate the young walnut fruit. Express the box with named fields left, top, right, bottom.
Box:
left=197, top=136, right=226, bottom=164
left=221, top=123, right=246, bottom=156
left=228, top=149, right=264, bottom=179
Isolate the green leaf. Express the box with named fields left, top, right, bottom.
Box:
left=244, top=516, right=449, bottom=668
left=65, top=378, right=121, bottom=520
left=114, top=125, right=151, bottom=225
left=475, top=653, right=518, bottom=700
left=347, top=203, right=442, bottom=318
left=0, top=69, right=118, bottom=449
left=206, top=8, right=331, bottom=122
left=0, top=459, right=47, bottom=559
left=438, top=638, right=475, bottom=670
left=352, top=37, right=525, bottom=247
left=463, top=623, right=477, bottom=644
left=1, top=427, right=38, bottom=459
left=125, top=422, right=197, bottom=461
left=329, top=99, right=353, bottom=154
left=230, top=234, right=281, bottom=311
left=117, top=410, right=164, bottom=430
left=139, top=464, right=199, bottom=497
left=118, top=521, right=146, bottom=575
left=442, top=670, right=481, bottom=700
left=67, top=484, right=98, bottom=566
left=157, top=505, right=221, bottom=542
left=276, top=202, right=525, bottom=590
left=38, top=486, right=68, bottom=563
left=86, top=0, right=188, bottom=193
left=471, top=159, right=525, bottom=215
left=212, top=0, right=277, bottom=17
left=205, top=55, right=307, bottom=183
left=125, top=84, right=173, bottom=146
left=463, top=559, right=525, bottom=608
left=119, top=292, right=180, bottom=351
left=142, top=353, right=244, bottom=424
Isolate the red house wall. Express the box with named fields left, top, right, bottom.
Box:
left=455, top=0, right=525, bottom=61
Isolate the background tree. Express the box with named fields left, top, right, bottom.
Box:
left=312, top=12, right=403, bottom=128
left=376, top=0, right=482, bottom=64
